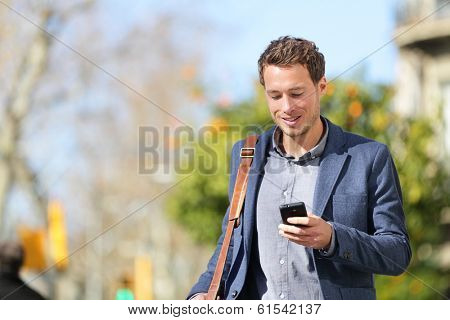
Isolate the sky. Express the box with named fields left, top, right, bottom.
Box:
left=197, top=0, right=400, bottom=101
left=104, top=0, right=400, bottom=102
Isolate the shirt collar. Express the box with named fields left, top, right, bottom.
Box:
left=272, top=116, right=329, bottom=164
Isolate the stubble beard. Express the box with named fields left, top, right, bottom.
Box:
left=277, top=108, right=320, bottom=141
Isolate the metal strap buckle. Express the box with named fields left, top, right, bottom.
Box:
left=240, top=147, right=255, bottom=158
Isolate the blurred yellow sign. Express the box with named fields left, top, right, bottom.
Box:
left=134, top=256, right=153, bottom=300
left=18, top=227, right=46, bottom=271
left=48, top=200, right=69, bottom=271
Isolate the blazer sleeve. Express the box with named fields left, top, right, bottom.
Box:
left=187, top=140, right=244, bottom=298
left=326, top=144, right=412, bottom=276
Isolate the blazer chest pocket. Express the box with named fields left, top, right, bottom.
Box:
left=332, top=194, right=368, bottom=232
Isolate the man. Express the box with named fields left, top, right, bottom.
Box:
left=189, top=36, right=411, bottom=300
left=0, top=241, right=45, bottom=300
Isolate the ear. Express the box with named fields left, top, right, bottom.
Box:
left=318, top=76, right=327, bottom=97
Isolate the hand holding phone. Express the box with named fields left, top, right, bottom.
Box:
left=279, top=202, right=307, bottom=226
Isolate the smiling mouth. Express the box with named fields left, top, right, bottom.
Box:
left=281, top=115, right=301, bottom=125
left=282, top=116, right=301, bottom=121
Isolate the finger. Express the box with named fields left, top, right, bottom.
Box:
left=278, top=224, right=309, bottom=235
left=286, top=216, right=310, bottom=225
left=280, top=224, right=324, bottom=239
left=191, top=293, right=207, bottom=300
left=279, top=229, right=314, bottom=240
left=288, top=212, right=322, bottom=226
left=279, top=231, right=314, bottom=246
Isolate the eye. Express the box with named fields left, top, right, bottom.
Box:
left=270, top=95, right=281, bottom=100
left=291, top=93, right=303, bottom=98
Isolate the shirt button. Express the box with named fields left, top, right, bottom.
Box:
left=279, top=293, right=285, bottom=299
left=279, top=259, right=285, bottom=265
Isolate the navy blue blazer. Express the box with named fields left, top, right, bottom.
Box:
left=189, top=118, right=411, bottom=300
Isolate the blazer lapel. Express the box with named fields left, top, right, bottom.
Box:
left=313, top=120, right=348, bottom=218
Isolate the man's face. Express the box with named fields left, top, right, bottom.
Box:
left=263, top=64, right=327, bottom=139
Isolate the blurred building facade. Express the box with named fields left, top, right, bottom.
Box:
left=395, top=0, right=450, bottom=152
left=395, top=0, right=450, bottom=277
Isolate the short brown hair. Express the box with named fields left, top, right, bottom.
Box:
left=258, top=36, right=325, bottom=86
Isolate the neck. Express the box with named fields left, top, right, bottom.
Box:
left=282, top=118, right=324, bottom=158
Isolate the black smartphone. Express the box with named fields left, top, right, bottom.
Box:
left=279, top=202, right=307, bottom=225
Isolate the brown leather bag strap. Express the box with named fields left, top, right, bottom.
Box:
left=206, top=135, right=258, bottom=300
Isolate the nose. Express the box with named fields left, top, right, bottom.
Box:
left=281, top=95, right=295, bottom=114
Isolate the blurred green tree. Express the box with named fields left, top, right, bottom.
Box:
left=167, top=81, right=450, bottom=299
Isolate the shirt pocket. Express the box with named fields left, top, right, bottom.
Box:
left=332, top=194, right=368, bottom=232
